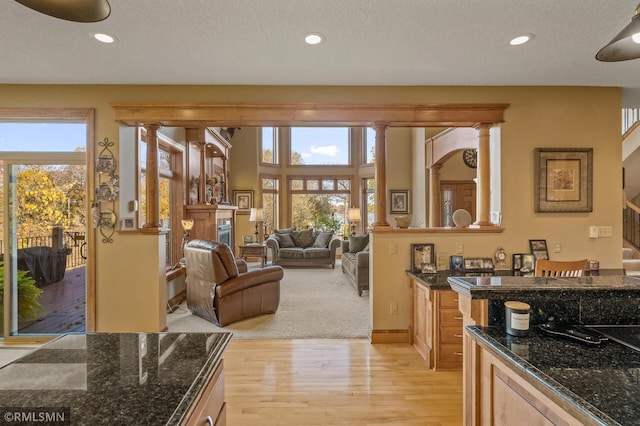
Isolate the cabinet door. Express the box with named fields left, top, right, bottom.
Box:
left=411, top=281, right=433, bottom=367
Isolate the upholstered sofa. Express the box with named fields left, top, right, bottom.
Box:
left=266, top=228, right=340, bottom=268
left=341, top=235, right=370, bottom=296
left=184, top=239, right=284, bottom=326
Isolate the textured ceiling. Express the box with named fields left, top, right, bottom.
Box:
left=2, top=0, right=640, bottom=88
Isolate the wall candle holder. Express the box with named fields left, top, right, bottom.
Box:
left=95, top=137, right=118, bottom=243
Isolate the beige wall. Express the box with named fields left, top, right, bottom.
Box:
left=0, top=84, right=622, bottom=335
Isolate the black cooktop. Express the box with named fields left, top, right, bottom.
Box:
left=587, top=325, right=640, bottom=352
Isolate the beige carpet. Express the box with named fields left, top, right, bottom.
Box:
left=166, top=262, right=369, bottom=339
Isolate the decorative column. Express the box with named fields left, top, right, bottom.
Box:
left=373, top=123, right=390, bottom=228
left=428, top=164, right=443, bottom=227
left=199, top=142, right=207, bottom=204
left=474, top=124, right=492, bottom=226
left=143, top=124, right=161, bottom=229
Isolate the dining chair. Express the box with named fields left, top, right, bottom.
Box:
left=534, top=259, right=588, bottom=277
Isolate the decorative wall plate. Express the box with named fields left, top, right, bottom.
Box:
left=452, top=209, right=472, bottom=228
left=96, top=155, right=115, bottom=174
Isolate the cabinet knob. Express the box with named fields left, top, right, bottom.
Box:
left=454, top=334, right=463, bottom=338
left=205, top=415, right=214, bottom=426
left=454, top=316, right=463, bottom=320
left=454, top=352, right=463, bottom=356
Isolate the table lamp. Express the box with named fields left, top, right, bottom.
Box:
left=249, top=208, right=264, bottom=243
left=181, top=219, right=194, bottom=255
left=347, top=207, right=361, bottom=236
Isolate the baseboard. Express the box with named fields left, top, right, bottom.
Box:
left=370, top=329, right=410, bottom=343
left=166, top=290, right=186, bottom=313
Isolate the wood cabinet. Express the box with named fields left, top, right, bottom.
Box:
left=411, top=279, right=463, bottom=370
left=474, top=342, right=584, bottom=426
left=182, top=359, right=226, bottom=425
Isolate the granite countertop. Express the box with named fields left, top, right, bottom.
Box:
left=407, top=270, right=513, bottom=289
left=467, top=326, right=640, bottom=426
left=448, top=274, right=640, bottom=299
left=0, top=332, right=232, bottom=425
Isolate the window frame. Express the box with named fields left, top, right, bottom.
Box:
left=260, top=173, right=280, bottom=233
left=259, top=126, right=279, bottom=166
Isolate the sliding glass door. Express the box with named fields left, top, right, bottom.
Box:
left=1, top=117, right=90, bottom=341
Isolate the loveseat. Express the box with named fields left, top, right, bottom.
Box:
left=266, top=228, right=340, bottom=268
left=340, top=235, right=370, bottom=296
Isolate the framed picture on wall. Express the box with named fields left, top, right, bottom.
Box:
left=534, top=148, right=593, bottom=212
left=233, top=190, right=253, bottom=213
left=389, top=189, right=410, bottom=214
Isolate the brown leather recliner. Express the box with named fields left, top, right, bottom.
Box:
left=184, top=239, right=283, bottom=326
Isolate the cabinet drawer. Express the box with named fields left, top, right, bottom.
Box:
left=184, top=360, right=225, bottom=426
left=436, top=343, right=463, bottom=369
left=438, top=290, right=459, bottom=308
left=440, top=326, right=464, bottom=344
left=439, top=308, right=463, bottom=327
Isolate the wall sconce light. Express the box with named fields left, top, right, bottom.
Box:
left=596, top=4, right=640, bottom=61
left=347, top=207, right=362, bottom=236
left=249, top=208, right=264, bottom=243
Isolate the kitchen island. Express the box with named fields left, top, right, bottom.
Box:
left=467, top=325, right=640, bottom=425
left=0, top=332, right=232, bottom=425
left=447, top=274, right=640, bottom=425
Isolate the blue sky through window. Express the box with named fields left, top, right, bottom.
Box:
left=290, top=127, right=349, bottom=165
left=0, top=123, right=86, bottom=152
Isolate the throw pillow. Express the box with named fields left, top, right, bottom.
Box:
left=312, top=232, right=333, bottom=248
left=275, top=233, right=295, bottom=248
left=274, top=227, right=296, bottom=234
left=348, top=235, right=369, bottom=253
left=290, top=228, right=315, bottom=248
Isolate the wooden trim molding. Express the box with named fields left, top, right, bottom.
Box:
left=370, top=329, right=411, bottom=343
left=111, top=102, right=508, bottom=128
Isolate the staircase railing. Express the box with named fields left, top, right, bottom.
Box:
left=623, top=108, right=640, bottom=135
left=624, top=201, right=640, bottom=249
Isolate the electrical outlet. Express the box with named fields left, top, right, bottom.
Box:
left=553, top=242, right=561, bottom=253
left=389, top=242, right=397, bottom=254
left=598, top=226, right=613, bottom=238
left=456, top=242, right=464, bottom=254
left=389, top=303, right=398, bottom=315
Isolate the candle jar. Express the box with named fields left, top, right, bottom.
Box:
left=505, top=301, right=531, bottom=336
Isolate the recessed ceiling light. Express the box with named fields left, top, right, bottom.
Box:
left=305, top=33, right=324, bottom=45
left=510, top=34, right=534, bottom=46
left=94, top=33, right=116, bottom=43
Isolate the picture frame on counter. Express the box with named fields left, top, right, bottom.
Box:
left=464, top=257, right=494, bottom=272
left=450, top=255, right=464, bottom=272
left=529, top=239, right=549, bottom=260
left=411, top=243, right=435, bottom=273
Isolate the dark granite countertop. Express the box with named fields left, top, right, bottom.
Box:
left=407, top=270, right=513, bottom=289
left=448, top=274, right=640, bottom=299
left=0, top=332, right=232, bottom=425
left=467, top=326, right=640, bottom=426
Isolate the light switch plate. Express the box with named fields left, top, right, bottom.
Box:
left=589, top=226, right=599, bottom=239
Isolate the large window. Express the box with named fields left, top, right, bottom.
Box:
left=362, top=177, right=375, bottom=231
left=261, top=175, right=280, bottom=233
left=260, top=127, right=278, bottom=165
left=289, top=177, right=351, bottom=234
left=289, top=127, right=350, bottom=166
left=364, top=127, right=375, bottom=164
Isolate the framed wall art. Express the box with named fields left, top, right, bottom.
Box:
left=411, top=243, right=434, bottom=273
left=534, top=148, right=593, bottom=212
left=233, top=190, right=253, bottom=213
left=390, top=189, right=410, bottom=214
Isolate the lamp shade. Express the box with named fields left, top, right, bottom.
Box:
left=249, top=208, right=264, bottom=222
left=16, top=0, right=111, bottom=22
left=596, top=6, right=640, bottom=61
left=347, top=207, right=361, bottom=222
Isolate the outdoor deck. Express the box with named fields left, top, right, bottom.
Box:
left=18, top=265, right=86, bottom=335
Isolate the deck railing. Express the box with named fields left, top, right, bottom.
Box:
left=0, top=232, right=87, bottom=269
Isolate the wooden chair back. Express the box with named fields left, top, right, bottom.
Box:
left=534, top=259, right=587, bottom=277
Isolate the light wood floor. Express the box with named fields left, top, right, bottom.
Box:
left=224, top=339, right=463, bottom=425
